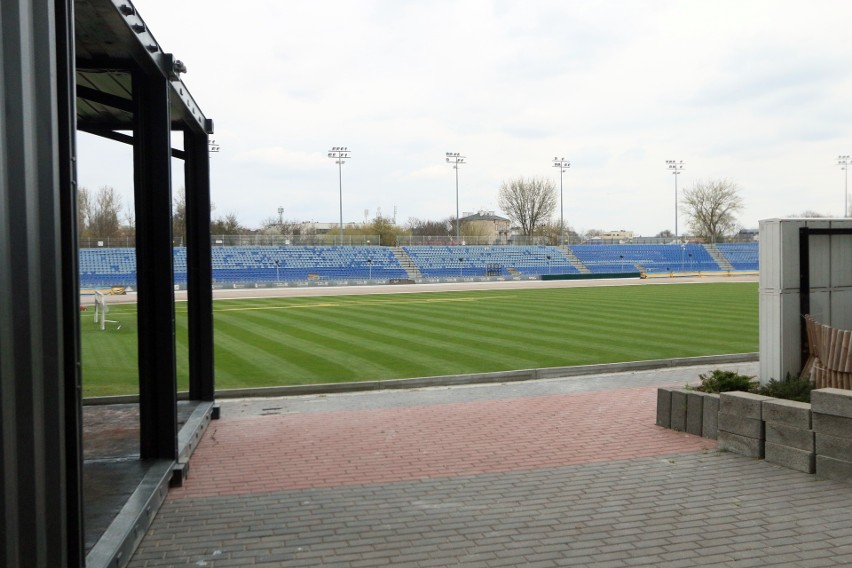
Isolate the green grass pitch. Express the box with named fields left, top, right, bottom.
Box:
left=81, top=282, right=758, bottom=397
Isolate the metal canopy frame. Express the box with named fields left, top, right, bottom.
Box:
left=2, top=0, right=215, bottom=565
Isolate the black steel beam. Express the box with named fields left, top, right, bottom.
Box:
left=77, top=125, right=186, bottom=159
left=76, top=84, right=133, bottom=112
left=185, top=128, right=216, bottom=401
left=133, top=69, right=178, bottom=461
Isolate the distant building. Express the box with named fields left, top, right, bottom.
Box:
left=738, top=228, right=759, bottom=241
left=460, top=211, right=512, bottom=243
left=300, top=222, right=358, bottom=234
left=601, top=229, right=634, bottom=240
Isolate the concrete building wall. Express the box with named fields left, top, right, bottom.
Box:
left=759, top=218, right=852, bottom=383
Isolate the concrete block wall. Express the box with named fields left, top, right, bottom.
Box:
left=657, top=387, right=852, bottom=482
left=718, top=392, right=773, bottom=458
left=656, top=388, right=714, bottom=437
left=763, top=399, right=814, bottom=473
left=812, top=389, right=852, bottom=483
left=701, top=393, right=720, bottom=440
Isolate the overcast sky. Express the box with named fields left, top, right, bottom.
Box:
left=77, top=0, right=852, bottom=236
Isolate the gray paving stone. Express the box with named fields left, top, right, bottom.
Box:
left=125, top=362, right=852, bottom=568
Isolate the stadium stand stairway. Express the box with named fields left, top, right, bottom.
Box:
left=703, top=243, right=734, bottom=271
left=559, top=245, right=591, bottom=274
left=390, top=246, right=422, bottom=278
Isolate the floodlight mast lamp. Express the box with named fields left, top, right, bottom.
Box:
left=328, top=147, right=350, bottom=243
left=446, top=152, right=466, bottom=243
left=553, top=157, right=570, bottom=245
left=666, top=160, right=685, bottom=241
left=838, top=155, right=850, bottom=217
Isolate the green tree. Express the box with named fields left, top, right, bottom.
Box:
left=498, top=176, right=557, bottom=236
left=680, top=179, right=744, bottom=243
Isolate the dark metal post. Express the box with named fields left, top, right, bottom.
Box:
left=133, top=70, right=178, bottom=460
left=0, top=0, right=82, bottom=564
left=799, top=227, right=811, bottom=368
left=56, top=0, right=85, bottom=561
left=185, top=127, right=215, bottom=401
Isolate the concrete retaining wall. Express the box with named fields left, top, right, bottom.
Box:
left=657, top=387, right=850, bottom=483
left=812, top=389, right=852, bottom=483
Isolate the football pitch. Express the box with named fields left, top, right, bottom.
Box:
left=82, top=281, right=758, bottom=397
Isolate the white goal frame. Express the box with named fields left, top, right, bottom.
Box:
left=93, top=290, right=119, bottom=330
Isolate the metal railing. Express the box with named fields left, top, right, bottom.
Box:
left=78, top=234, right=759, bottom=249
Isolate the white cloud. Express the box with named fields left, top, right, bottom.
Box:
left=76, top=0, right=852, bottom=235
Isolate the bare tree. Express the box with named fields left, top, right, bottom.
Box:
left=680, top=179, right=744, bottom=243
left=259, top=216, right=304, bottom=235
left=173, top=189, right=186, bottom=242
left=89, top=185, right=122, bottom=238
left=536, top=220, right=580, bottom=245
left=77, top=186, right=92, bottom=237
left=497, top=176, right=557, bottom=236
left=210, top=212, right=243, bottom=235
left=406, top=217, right=454, bottom=236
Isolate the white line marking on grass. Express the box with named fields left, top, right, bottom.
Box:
left=212, top=295, right=514, bottom=313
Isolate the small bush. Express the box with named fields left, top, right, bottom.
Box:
left=758, top=373, right=814, bottom=403
left=694, top=369, right=758, bottom=393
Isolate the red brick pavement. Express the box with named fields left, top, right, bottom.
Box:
left=170, top=385, right=713, bottom=499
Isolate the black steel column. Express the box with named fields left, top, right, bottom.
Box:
left=0, top=0, right=81, bottom=565
left=133, top=70, right=178, bottom=460
left=185, top=127, right=215, bottom=401
left=56, top=0, right=85, bottom=562
left=799, top=228, right=811, bottom=368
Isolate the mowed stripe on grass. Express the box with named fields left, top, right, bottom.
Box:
left=81, top=282, right=757, bottom=396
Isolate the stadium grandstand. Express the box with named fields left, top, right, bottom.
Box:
left=79, top=242, right=759, bottom=289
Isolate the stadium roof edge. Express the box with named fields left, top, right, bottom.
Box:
left=75, top=0, right=213, bottom=135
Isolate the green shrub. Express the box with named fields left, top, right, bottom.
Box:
left=758, top=373, right=814, bottom=403
left=694, top=369, right=758, bottom=393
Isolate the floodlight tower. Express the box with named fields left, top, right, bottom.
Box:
left=838, top=155, right=850, bottom=217
left=666, top=160, right=685, bottom=241
left=446, top=152, right=466, bottom=243
left=553, top=157, right=570, bottom=245
left=328, top=146, right=350, bottom=243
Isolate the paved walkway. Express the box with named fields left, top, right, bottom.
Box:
left=129, top=362, right=852, bottom=567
